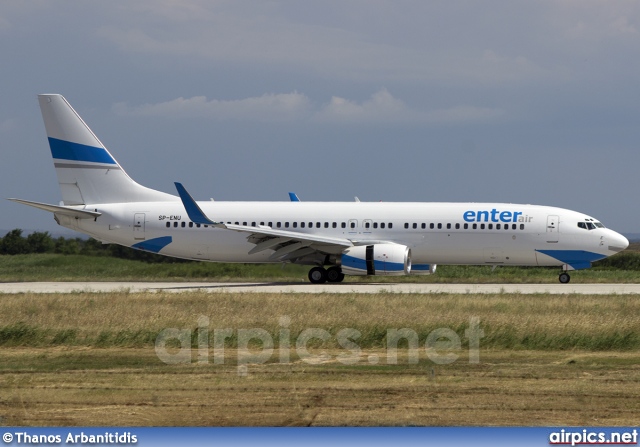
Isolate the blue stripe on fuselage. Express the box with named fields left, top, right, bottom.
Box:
left=132, top=236, right=172, bottom=253
left=48, top=137, right=116, bottom=164
left=535, top=249, right=605, bottom=270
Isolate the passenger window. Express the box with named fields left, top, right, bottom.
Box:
left=268, top=222, right=273, bottom=227
left=189, top=222, right=194, bottom=228
left=473, top=223, right=477, bottom=229
left=251, top=222, right=256, bottom=227
left=332, top=222, right=337, bottom=228
left=373, top=222, right=378, bottom=229
left=316, top=222, right=321, bottom=228
left=243, top=222, right=247, bottom=226
left=404, top=223, right=409, bottom=229
left=341, top=222, right=346, bottom=228
left=488, top=224, right=493, bottom=230
left=480, top=224, right=485, bottom=230
left=173, top=222, right=178, bottom=228
left=381, top=223, right=386, bottom=229
left=389, top=223, right=393, bottom=229
left=447, top=223, right=451, bottom=229
left=520, top=224, right=525, bottom=230
left=277, top=222, right=282, bottom=228
left=196, top=224, right=201, bottom=228
left=181, top=222, right=186, bottom=228
left=512, top=224, right=517, bottom=230
left=421, top=223, right=426, bottom=229
left=285, top=222, right=290, bottom=228
left=350, top=222, right=355, bottom=229
left=430, top=223, right=435, bottom=229
left=365, top=222, right=370, bottom=229
left=166, top=222, right=170, bottom=228
left=293, top=222, right=297, bottom=228
left=437, top=223, right=442, bottom=229
left=455, top=223, right=460, bottom=229
left=324, top=222, right=329, bottom=228
left=464, top=223, right=468, bottom=229
left=413, top=223, right=417, bottom=229
left=496, top=224, right=501, bottom=230
left=300, top=222, right=305, bottom=228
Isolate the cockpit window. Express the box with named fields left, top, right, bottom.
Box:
left=578, top=220, right=605, bottom=230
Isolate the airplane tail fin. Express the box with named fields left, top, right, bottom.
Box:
left=38, top=94, right=175, bottom=205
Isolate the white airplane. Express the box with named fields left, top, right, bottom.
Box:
left=9, top=94, right=629, bottom=284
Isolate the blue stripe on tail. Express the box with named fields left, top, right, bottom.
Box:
left=48, top=137, right=116, bottom=164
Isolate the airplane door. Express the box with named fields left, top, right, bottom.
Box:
left=348, top=219, right=358, bottom=235
left=546, top=215, right=559, bottom=243
left=134, top=213, right=146, bottom=240
left=363, top=219, right=373, bottom=234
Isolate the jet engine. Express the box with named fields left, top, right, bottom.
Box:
left=340, top=244, right=411, bottom=276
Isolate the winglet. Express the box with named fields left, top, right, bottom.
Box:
left=288, top=192, right=300, bottom=202
left=174, top=182, right=220, bottom=226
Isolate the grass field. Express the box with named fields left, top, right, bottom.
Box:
left=2, top=252, right=640, bottom=283
left=0, top=291, right=639, bottom=426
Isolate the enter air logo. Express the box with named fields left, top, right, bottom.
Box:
left=463, top=209, right=533, bottom=223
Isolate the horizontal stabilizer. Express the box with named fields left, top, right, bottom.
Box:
left=7, top=198, right=102, bottom=219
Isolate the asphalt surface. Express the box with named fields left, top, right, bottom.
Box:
left=1, top=282, right=640, bottom=294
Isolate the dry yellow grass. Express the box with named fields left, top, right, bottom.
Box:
left=0, top=348, right=638, bottom=426
left=0, top=291, right=639, bottom=426
left=0, top=292, right=639, bottom=349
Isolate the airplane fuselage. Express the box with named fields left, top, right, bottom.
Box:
left=58, top=200, right=625, bottom=269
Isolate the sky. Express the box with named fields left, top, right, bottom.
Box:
left=1, top=1, right=639, bottom=235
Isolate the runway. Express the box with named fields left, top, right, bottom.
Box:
left=1, top=282, right=640, bottom=294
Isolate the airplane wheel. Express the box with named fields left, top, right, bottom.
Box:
left=308, top=267, right=328, bottom=284
left=326, top=266, right=345, bottom=283
left=559, top=273, right=570, bottom=284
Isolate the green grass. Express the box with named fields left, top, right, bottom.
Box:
left=1, top=252, right=640, bottom=282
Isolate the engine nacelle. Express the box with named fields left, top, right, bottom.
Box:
left=340, top=244, right=411, bottom=276
left=409, top=263, right=437, bottom=275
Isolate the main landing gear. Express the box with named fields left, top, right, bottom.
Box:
left=559, top=272, right=570, bottom=284
left=308, top=266, right=345, bottom=284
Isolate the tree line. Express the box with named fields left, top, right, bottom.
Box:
left=0, top=229, right=188, bottom=263
left=1, top=228, right=638, bottom=269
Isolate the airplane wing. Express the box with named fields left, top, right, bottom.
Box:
left=175, top=183, right=353, bottom=261
left=7, top=198, right=102, bottom=219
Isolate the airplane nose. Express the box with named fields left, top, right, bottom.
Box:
left=608, top=231, right=629, bottom=253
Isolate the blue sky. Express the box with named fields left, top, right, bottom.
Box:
left=1, top=1, right=639, bottom=234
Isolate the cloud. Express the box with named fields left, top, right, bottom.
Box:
left=316, top=89, right=407, bottom=123
left=114, top=92, right=312, bottom=122
left=115, top=89, right=503, bottom=125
